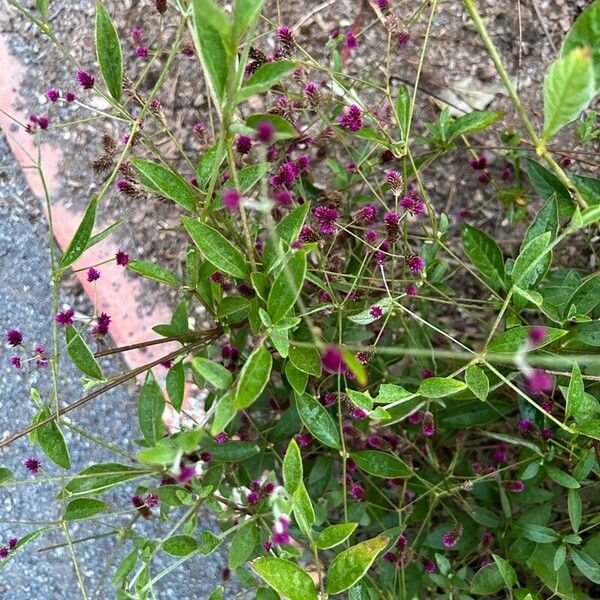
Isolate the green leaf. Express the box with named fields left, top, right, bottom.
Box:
left=131, top=158, right=197, bottom=212
left=224, top=162, right=270, bottom=194
left=525, top=158, right=571, bottom=206
left=95, top=3, right=123, bottom=102
left=60, top=197, right=97, bottom=267
left=252, top=557, right=318, bottom=600
left=0, top=467, right=13, bottom=485
left=295, top=393, right=340, bottom=449
left=522, top=196, right=559, bottom=249
left=470, top=563, right=507, bottom=595
left=246, top=113, right=298, bottom=140
left=465, top=365, right=489, bottom=401
left=138, top=443, right=178, bottom=466
left=572, top=549, right=600, bottom=583
left=283, top=438, right=303, bottom=494
left=63, top=498, right=108, bottom=521
left=191, top=0, right=231, bottom=105
left=351, top=450, right=412, bottom=478
left=571, top=172, right=600, bottom=206
left=568, top=489, right=582, bottom=533
left=209, top=586, right=224, bottom=600
left=138, top=372, right=165, bottom=446
left=182, top=217, right=249, bottom=279
left=575, top=321, right=600, bottom=346
left=234, top=346, right=272, bottom=409
left=267, top=250, right=307, bottom=323
left=64, top=463, right=147, bottom=496
left=65, top=326, right=103, bottom=380
left=263, top=202, right=310, bottom=270
left=561, top=0, right=600, bottom=90
left=196, top=144, right=224, bottom=189
left=85, top=219, right=124, bottom=252
left=419, top=377, right=467, bottom=398
left=233, top=0, right=265, bottom=40
left=211, top=392, right=236, bottom=435
left=166, top=361, right=185, bottom=412
left=36, top=0, right=50, bottom=18
left=568, top=274, right=600, bottom=315
left=521, top=523, right=559, bottom=544
left=575, top=419, right=600, bottom=439
left=0, top=529, right=48, bottom=569
left=36, top=410, right=70, bottom=469
left=488, top=326, right=567, bottom=353
left=448, top=110, right=503, bottom=140
left=566, top=362, right=585, bottom=420
left=326, top=535, right=388, bottom=594
left=554, top=544, right=567, bottom=571
left=163, top=535, right=198, bottom=557
left=511, top=232, right=552, bottom=287
left=192, top=357, right=232, bottom=390
left=293, top=482, right=315, bottom=539
left=128, top=260, right=180, bottom=286
left=317, top=523, right=358, bottom=550
left=238, top=60, right=296, bottom=102
left=461, top=223, right=505, bottom=291
left=543, top=48, right=595, bottom=141
left=112, top=549, right=138, bottom=586
left=229, top=521, right=257, bottom=569
left=395, top=84, right=411, bottom=141
left=545, top=465, right=580, bottom=489
left=289, top=345, right=321, bottom=377
left=286, top=361, right=308, bottom=394
left=203, top=440, right=260, bottom=462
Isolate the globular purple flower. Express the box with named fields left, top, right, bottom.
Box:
left=500, top=166, right=513, bottom=181
left=338, top=104, right=363, bottom=132
left=299, top=225, right=318, bottom=243
left=386, top=170, right=403, bottom=195
left=92, top=312, right=111, bottom=336
left=405, top=253, right=425, bottom=273
left=469, top=156, right=488, bottom=170
left=349, top=482, right=364, bottom=499
left=135, top=46, right=149, bottom=58
left=145, top=492, right=159, bottom=507
left=377, top=0, right=390, bottom=8
left=442, top=524, right=463, bottom=548
left=37, top=116, right=49, bottom=130
left=25, top=457, right=41, bottom=474
left=481, top=531, right=494, bottom=546
left=34, top=344, right=48, bottom=368
left=274, top=189, right=293, bottom=205
left=263, top=540, right=273, bottom=552
left=256, top=121, right=275, bottom=143
left=193, top=121, right=205, bottom=135
left=314, top=205, right=339, bottom=235
left=200, top=452, right=212, bottom=462
left=421, top=368, right=432, bottom=379
left=400, top=195, right=425, bottom=216
left=421, top=411, right=436, bottom=437
left=275, top=161, right=300, bottom=187
left=55, top=308, right=74, bottom=326
left=295, top=154, right=310, bottom=172
left=247, top=491, right=259, bottom=505
left=407, top=411, right=422, bottom=425
left=277, top=25, right=295, bottom=55
left=363, top=230, right=378, bottom=245
left=541, top=428, right=553, bottom=441
left=87, top=267, right=101, bottom=282
left=6, top=329, right=23, bottom=347
left=369, top=306, right=383, bottom=319
left=177, top=465, right=196, bottom=483
left=504, top=480, right=525, bottom=493
left=7, top=537, right=18, bottom=550
left=525, top=369, right=553, bottom=394
left=423, top=559, right=436, bottom=573
left=384, top=211, right=401, bottom=242
left=0, top=548, right=8, bottom=560
left=223, top=188, right=241, bottom=212
left=528, top=326, right=546, bottom=346
left=383, top=551, right=397, bottom=563
left=215, top=431, right=228, bottom=444
left=321, top=392, right=336, bottom=406
left=405, top=285, right=418, bottom=296
left=76, top=69, right=95, bottom=89
left=344, top=31, right=358, bottom=51
left=271, top=515, right=291, bottom=545
left=321, top=346, right=346, bottom=373
left=518, top=419, right=534, bottom=434
left=116, top=249, right=130, bottom=266
left=396, top=534, right=408, bottom=548
left=296, top=432, right=312, bottom=447
left=65, top=91, right=77, bottom=102
left=354, top=204, right=377, bottom=224
left=351, top=407, right=368, bottom=419
left=397, top=30, right=410, bottom=46
left=10, top=356, right=21, bottom=369
left=493, top=444, right=507, bottom=465
left=46, top=88, right=60, bottom=102
left=562, top=156, right=575, bottom=168
left=235, top=135, right=253, bottom=155
left=477, top=171, right=491, bottom=184
left=131, top=27, right=144, bottom=43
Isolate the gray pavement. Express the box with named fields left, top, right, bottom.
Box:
left=0, top=134, right=235, bottom=599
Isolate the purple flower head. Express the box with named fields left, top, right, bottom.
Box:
left=562, top=156, right=575, bottom=167
left=8, top=537, right=18, bottom=550
left=116, top=249, right=130, bottom=266
left=314, top=205, right=339, bottom=235
left=34, top=344, right=48, bottom=368
left=177, top=465, right=196, bottom=483
left=525, top=369, right=553, bottom=394
left=6, top=329, right=23, bottom=347
left=274, top=188, right=293, bottom=205
left=400, top=195, right=425, bottom=216
left=200, top=452, right=212, bottom=462
left=377, top=0, right=390, bottom=8
left=396, top=534, right=408, bottom=548
left=397, top=30, right=410, bottom=46
left=541, top=428, right=553, bottom=441
left=421, top=411, right=436, bottom=437
left=278, top=161, right=300, bottom=187
left=351, top=407, right=368, bottom=419
left=421, top=368, right=432, bottom=379
left=235, top=135, right=253, bottom=154
left=528, top=326, right=546, bottom=346
left=338, top=104, right=363, bottom=132
left=384, top=211, right=400, bottom=227
left=46, top=88, right=60, bottom=102
left=11, top=356, right=21, bottom=369
left=493, top=444, right=507, bottom=465
left=160, top=360, right=173, bottom=369
left=193, top=121, right=205, bottom=135
left=423, top=559, right=436, bottom=573
left=383, top=551, right=397, bottom=563
left=405, top=253, right=425, bottom=274
left=500, top=166, right=513, bottom=181
left=277, top=25, right=295, bottom=54
left=223, top=188, right=241, bottom=212
left=76, top=70, right=95, bottom=89
left=477, top=171, right=491, bottom=184
left=354, top=204, right=377, bottom=224
left=92, top=312, right=111, bottom=336
left=442, top=524, right=463, bottom=548
left=321, top=346, right=346, bottom=373
left=344, top=31, right=358, bottom=51
left=518, top=419, right=534, bottom=434
left=386, top=170, right=403, bottom=195
left=25, top=457, right=41, bottom=474
left=247, top=491, right=259, bottom=505
left=256, top=121, right=275, bottom=143
left=295, top=154, right=310, bottom=172
left=87, top=267, right=101, bottom=282
left=481, top=531, right=494, bottom=545
left=296, top=432, right=312, bottom=447
left=65, top=91, right=76, bottom=102
left=504, top=480, right=525, bottom=493
left=405, top=285, right=418, bottom=296
left=469, top=156, right=488, bottom=170
left=363, top=230, right=378, bottom=245
left=38, top=116, right=49, bottom=130
left=350, top=482, right=364, bottom=499
left=215, top=431, right=228, bottom=445
left=271, top=515, right=291, bottom=545
left=55, top=308, right=74, bottom=326
left=0, top=548, right=8, bottom=560
left=321, top=392, right=336, bottom=406
left=155, top=0, right=167, bottom=13
left=135, top=46, right=149, bottom=58
left=369, top=306, right=383, bottom=319
left=407, top=411, right=422, bottom=425
left=131, top=27, right=144, bottom=43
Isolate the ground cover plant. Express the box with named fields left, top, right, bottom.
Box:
left=1, top=0, right=600, bottom=598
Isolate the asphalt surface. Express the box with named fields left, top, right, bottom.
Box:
left=0, top=134, right=234, bottom=599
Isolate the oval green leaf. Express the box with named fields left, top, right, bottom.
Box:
left=234, top=346, right=272, bottom=410
left=351, top=450, right=412, bottom=478
left=295, top=393, right=340, bottom=449
left=95, top=3, right=123, bottom=102
left=252, top=557, right=318, bottom=600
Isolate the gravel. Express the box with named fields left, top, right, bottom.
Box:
left=0, top=133, right=235, bottom=598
